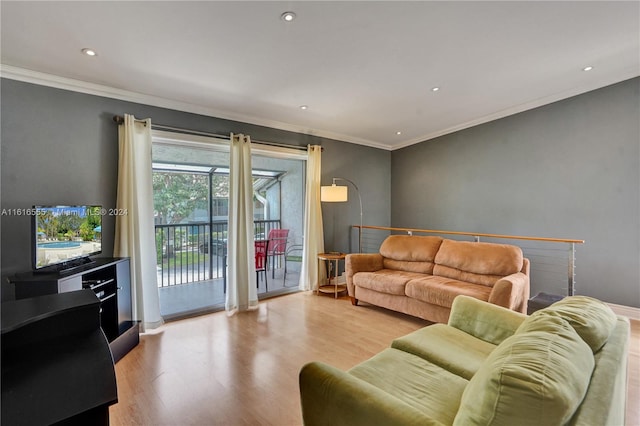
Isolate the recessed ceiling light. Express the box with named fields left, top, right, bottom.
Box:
left=81, top=48, right=97, bottom=56
left=281, top=12, right=296, bottom=22
left=396, top=131, right=402, bottom=135
left=299, top=105, right=308, bottom=110
left=431, top=87, right=440, bottom=92
left=583, top=66, right=593, bottom=71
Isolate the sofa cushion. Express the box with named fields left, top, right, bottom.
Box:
left=568, top=317, right=630, bottom=426
left=432, top=264, right=507, bottom=287
left=349, top=348, right=468, bottom=425
left=353, top=269, right=426, bottom=296
left=380, top=235, right=443, bottom=274
left=299, top=361, right=447, bottom=426
left=391, top=324, right=497, bottom=380
left=405, top=276, right=491, bottom=308
left=434, top=240, right=523, bottom=286
left=454, top=314, right=594, bottom=426
left=448, top=295, right=526, bottom=346
left=380, top=235, right=443, bottom=261
left=531, top=295, right=618, bottom=353
left=382, top=259, right=435, bottom=275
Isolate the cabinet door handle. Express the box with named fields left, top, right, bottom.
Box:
left=117, top=287, right=123, bottom=290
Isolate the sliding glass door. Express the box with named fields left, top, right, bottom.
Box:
left=151, top=133, right=306, bottom=319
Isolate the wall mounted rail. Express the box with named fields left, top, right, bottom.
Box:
left=352, top=225, right=584, bottom=296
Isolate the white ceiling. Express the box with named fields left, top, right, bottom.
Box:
left=1, top=1, right=638, bottom=150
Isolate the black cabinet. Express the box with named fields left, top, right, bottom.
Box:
left=1, top=290, right=118, bottom=425
left=9, top=258, right=139, bottom=362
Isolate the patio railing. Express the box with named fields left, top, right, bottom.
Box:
left=155, top=219, right=281, bottom=287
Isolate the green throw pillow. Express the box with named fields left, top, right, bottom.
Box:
left=453, top=314, right=594, bottom=426
left=531, top=295, right=617, bottom=353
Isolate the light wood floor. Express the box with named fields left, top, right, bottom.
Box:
left=110, top=292, right=640, bottom=426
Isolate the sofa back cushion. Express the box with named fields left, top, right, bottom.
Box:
left=453, top=314, right=594, bottom=426
left=380, top=235, right=443, bottom=274
left=532, top=295, right=618, bottom=353
left=433, top=240, right=524, bottom=286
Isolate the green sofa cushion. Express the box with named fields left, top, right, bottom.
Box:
left=568, top=317, right=630, bottom=426
left=448, top=295, right=526, bottom=346
left=299, top=361, right=446, bottom=426
left=392, top=324, right=497, bottom=380
left=531, top=295, right=618, bottom=353
left=349, top=348, right=468, bottom=425
left=454, top=314, right=594, bottom=426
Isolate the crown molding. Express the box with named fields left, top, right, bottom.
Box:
left=0, top=64, right=393, bottom=151
left=394, top=70, right=640, bottom=151
left=3, top=64, right=636, bottom=152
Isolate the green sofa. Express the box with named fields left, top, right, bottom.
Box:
left=299, top=295, right=630, bottom=426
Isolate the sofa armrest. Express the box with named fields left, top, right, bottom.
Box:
left=488, top=272, right=530, bottom=314
left=448, top=295, right=526, bottom=346
left=345, top=253, right=384, bottom=296
left=299, top=361, right=445, bottom=426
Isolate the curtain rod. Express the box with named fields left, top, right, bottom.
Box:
left=112, top=115, right=317, bottom=152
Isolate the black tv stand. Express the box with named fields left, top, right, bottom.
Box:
left=9, top=258, right=139, bottom=362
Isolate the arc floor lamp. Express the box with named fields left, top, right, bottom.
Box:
left=320, top=177, right=363, bottom=253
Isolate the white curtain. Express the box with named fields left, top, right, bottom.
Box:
left=299, top=145, right=326, bottom=291
left=114, top=114, right=163, bottom=331
left=226, top=133, right=258, bottom=314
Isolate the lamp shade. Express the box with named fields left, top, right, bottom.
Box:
left=321, top=184, right=348, bottom=202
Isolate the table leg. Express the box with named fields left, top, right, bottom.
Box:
left=333, top=259, right=338, bottom=299
left=316, top=258, right=320, bottom=295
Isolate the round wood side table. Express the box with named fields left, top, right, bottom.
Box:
left=317, top=253, right=347, bottom=298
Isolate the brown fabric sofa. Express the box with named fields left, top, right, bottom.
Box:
left=346, top=235, right=530, bottom=323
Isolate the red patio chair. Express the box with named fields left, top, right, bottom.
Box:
left=267, top=229, right=289, bottom=279
left=255, top=240, right=268, bottom=292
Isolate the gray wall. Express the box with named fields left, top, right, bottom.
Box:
left=320, top=140, right=391, bottom=255
left=4, top=77, right=636, bottom=307
left=1, top=78, right=391, bottom=299
left=391, top=77, right=640, bottom=307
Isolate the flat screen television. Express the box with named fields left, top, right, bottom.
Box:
left=32, top=205, right=102, bottom=272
